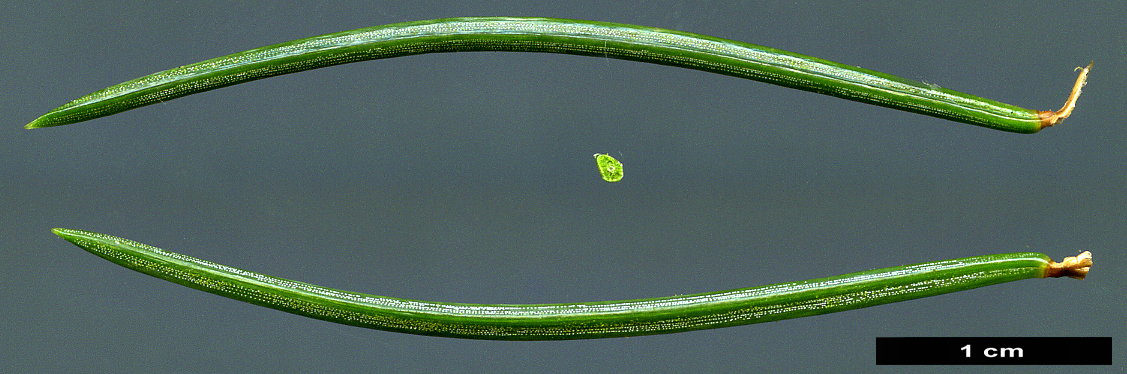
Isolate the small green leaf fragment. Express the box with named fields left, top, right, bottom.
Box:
left=593, top=153, right=623, bottom=182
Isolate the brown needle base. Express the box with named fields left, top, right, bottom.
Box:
left=1044, top=251, right=1093, bottom=279
left=1038, top=62, right=1093, bottom=128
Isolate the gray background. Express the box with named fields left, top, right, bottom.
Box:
left=3, top=1, right=1123, bottom=372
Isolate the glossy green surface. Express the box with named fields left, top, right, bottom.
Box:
left=53, top=228, right=1052, bottom=340
left=27, top=17, right=1045, bottom=133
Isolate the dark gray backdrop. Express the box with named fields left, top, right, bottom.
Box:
left=3, top=1, right=1123, bottom=372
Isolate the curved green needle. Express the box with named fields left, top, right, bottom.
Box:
left=34, top=17, right=1096, bottom=340
left=26, top=17, right=1089, bottom=133
left=51, top=228, right=1092, bottom=340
